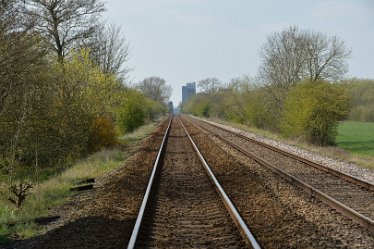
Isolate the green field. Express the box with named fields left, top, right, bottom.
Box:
left=336, top=121, right=374, bottom=157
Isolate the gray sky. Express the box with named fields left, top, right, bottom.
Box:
left=103, top=0, right=374, bottom=104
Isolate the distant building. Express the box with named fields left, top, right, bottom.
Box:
left=182, top=82, right=196, bottom=103
left=168, top=101, right=174, bottom=114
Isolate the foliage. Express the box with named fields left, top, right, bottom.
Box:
left=184, top=78, right=276, bottom=131
left=118, top=90, right=165, bottom=133
left=344, top=78, right=374, bottom=122
left=90, top=23, right=130, bottom=82
left=0, top=42, right=160, bottom=183
left=0, top=0, right=166, bottom=216
left=0, top=13, right=49, bottom=187
left=258, top=26, right=351, bottom=124
left=222, top=76, right=253, bottom=123
left=0, top=121, right=156, bottom=243
left=242, top=89, right=275, bottom=129
left=281, top=80, right=350, bottom=145
left=119, top=91, right=146, bottom=132
left=259, top=26, right=350, bottom=88
left=0, top=148, right=127, bottom=242
left=198, top=78, right=222, bottom=94
left=87, top=116, right=118, bottom=153
left=57, top=49, right=125, bottom=117
left=0, top=45, right=128, bottom=207
left=222, top=90, right=247, bottom=123
left=183, top=94, right=212, bottom=118
left=136, top=76, right=172, bottom=103
left=143, top=98, right=167, bottom=121
left=25, top=0, right=105, bottom=62
left=13, top=49, right=125, bottom=171
left=1, top=1, right=119, bottom=183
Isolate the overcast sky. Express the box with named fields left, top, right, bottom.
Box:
left=103, top=0, right=374, bottom=104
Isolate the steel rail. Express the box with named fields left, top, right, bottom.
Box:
left=194, top=117, right=374, bottom=191
left=186, top=117, right=374, bottom=232
left=127, top=116, right=173, bottom=249
left=178, top=117, right=262, bottom=249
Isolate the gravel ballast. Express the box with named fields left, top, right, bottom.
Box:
left=194, top=116, right=374, bottom=184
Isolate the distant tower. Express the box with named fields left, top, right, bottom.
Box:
left=182, top=82, right=196, bottom=103
left=168, top=101, right=174, bottom=114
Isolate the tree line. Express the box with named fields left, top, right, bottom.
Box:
left=344, top=78, right=374, bottom=122
left=0, top=0, right=171, bottom=207
left=182, top=26, right=373, bottom=146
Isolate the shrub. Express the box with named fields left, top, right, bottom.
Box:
left=143, top=98, right=167, bottom=121
left=281, top=80, right=350, bottom=145
left=182, top=94, right=211, bottom=117
left=87, top=116, right=118, bottom=153
left=243, top=89, right=275, bottom=129
left=119, top=91, right=145, bottom=132
left=223, top=91, right=246, bottom=124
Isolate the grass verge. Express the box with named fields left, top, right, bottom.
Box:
left=0, top=122, right=157, bottom=244
left=206, top=117, right=374, bottom=170
left=119, top=123, right=158, bottom=144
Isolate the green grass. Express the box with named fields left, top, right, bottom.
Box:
left=0, top=122, right=158, bottom=244
left=336, top=121, right=374, bottom=157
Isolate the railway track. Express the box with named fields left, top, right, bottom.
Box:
left=127, top=116, right=260, bottom=248
left=183, top=116, right=374, bottom=231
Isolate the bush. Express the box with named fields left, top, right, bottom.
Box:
left=243, top=89, right=275, bottom=129
left=119, top=91, right=145, bottom=132
left=182, top=94, right=211, bottom=117
left=223, top=91, right=246, bottom=124
left=143, top=98, right=167, bottom=121
left=281, top=80, right=350, bottom=145
left=183, top=91, right=233, bottom=118
left=87, top=116, right=118, bottom=153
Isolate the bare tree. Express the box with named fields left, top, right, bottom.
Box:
left=257, top=26, right=351, bottom=125
left=90, top=23, right=130, bottom=82
left=0, top=1, right=48, bottom=207
left=304, top=31, right=351, bottom=82
left=0, top=0, right=20, bottom=32
left=258, top=26, right=351, bottom=97
left=198, top=77, right=222, bottom=94
left=0, top=1, right=46, bottom=115
left=227, top=75, right=256, bottom=92
left=136, top=77, right=172, bottom=103
left=258, top=26, right=306, bottom=92
left=25, top=0, right=105, bottom=62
